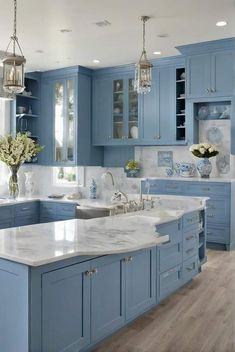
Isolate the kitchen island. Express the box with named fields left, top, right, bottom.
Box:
left=0, top=197, right=207, bottom=352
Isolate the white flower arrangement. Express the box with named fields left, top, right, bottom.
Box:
left=189, top=143, right=219, bottom=158
left=0, top=133, right=44, bottom=166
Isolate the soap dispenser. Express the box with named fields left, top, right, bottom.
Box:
left=89, top=178, right=97, bottom=199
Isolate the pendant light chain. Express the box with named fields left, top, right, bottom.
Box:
left=142, top=17, right=146, bottom=53
left=13, top=0, right=17, bottom=54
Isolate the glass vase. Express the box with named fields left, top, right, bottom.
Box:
left=8, top=166, right=20, bottom=199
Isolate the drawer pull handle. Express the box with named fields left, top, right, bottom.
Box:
left=186, top=266, right=194, bottom=271
left=85, top=270, right=92, bottom=276
left=186, top=235, right=194, bottom=240
left=207, top=232, right=213, bottom=235
left=91, top=268, right=98, bottom=274
left=207, top=214, right=214, bottom=218
left=202, top=187, right=210, bottom=191
left=186, top=248, right=194, bottom=254
left=22, top=207, right=29, bottom=211
left=124, top=256, right=133, bottom=263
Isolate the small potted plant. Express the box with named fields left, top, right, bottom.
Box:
left=124, top=160, right=140, bottom=177
left=189, top=143, right=219, bottom=178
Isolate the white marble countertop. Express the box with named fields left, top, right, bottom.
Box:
left=0, top=216, right=169, bottom=266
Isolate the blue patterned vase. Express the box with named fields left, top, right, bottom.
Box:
left=197, top=158, right=212, bottom=178
left=89, top=178, right=97, bottom=199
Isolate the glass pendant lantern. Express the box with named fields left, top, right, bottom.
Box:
left=134, top=16, right=153, bottom=94
left=2, top=0, right=26, bottom=95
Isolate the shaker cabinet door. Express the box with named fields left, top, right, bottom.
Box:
left=186, top=54, right=211, bottom=98
left=42, top=262, right=91, bottom=352
left=211, top=51, right=235, bottom=97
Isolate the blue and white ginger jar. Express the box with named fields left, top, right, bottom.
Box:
left=197, top=158, right=212, bottom=178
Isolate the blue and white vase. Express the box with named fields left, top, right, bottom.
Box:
left=197, top=158, right=212, bottom=178
left=89, top=178, right=97, bottom=199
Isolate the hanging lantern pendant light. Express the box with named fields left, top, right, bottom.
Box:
left=134, top=16, right=153, bottom=94
left=3, top=0, right=26, bottom=94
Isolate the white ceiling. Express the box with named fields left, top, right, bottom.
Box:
left=0, top=0, right=235, bottom=72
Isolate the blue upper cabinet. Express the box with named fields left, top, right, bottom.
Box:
left=39, top=66, right=103, bottom=166
left=177, top=38, right=235, bottom=99
left=92, top=68, right=139, bottom=146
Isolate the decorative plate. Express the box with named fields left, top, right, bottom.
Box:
left=216, top=154, right=230, bottom=174
left=206, top=127, right=223, bottom=144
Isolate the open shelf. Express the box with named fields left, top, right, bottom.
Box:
left=176, top=68, right=186, bottom=142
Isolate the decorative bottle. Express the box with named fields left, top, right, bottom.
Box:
left=89, top=178, right=97, bottom=199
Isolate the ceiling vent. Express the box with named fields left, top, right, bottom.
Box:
left=95, top=20, right=111, bottom=27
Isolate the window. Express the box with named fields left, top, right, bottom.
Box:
left=53, top=167, right=84, bottom=186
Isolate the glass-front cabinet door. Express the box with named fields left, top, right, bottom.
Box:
left=54, top=78, right=76, bottom=164
left=112, top=77, right=139, bottom=142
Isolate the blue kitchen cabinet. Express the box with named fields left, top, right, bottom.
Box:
left=125, top=247, right=156, bottom=321
left=90, top=254, right=125, bottom=342
left=39, top=66, right=103, bottom=166
left=186, top=54, right=211, bottom=99
left=14, top=201, right=39, bottom=227
left=177, top=39, right=235, bottom=99
left=42, top=261, right=91, bottom=352
left=140, top=66, right=175, bottom=144
left=186, top=51, right=235, bottom=98
left=92, top=77, right=112, bottom=145
left=0, top=205, right=14, bottom=229
left=40, top=201, right=77, bottom=223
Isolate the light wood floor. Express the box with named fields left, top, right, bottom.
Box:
left=94, top=250, right=235, bottom=352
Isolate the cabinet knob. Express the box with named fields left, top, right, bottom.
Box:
left=205, top=88, right=210, bottom=93
left=211, top=88, right=216, bottom=93
left=85, top=270, right=92, bottom=276
left=91, top=268, right=98, bottom=274
left=108, top=136, right=111, bottom=140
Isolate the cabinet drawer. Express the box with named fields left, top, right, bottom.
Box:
left=159, top=242, right=182, bottom=273
left=0, top=219, right=14, bottom=229
left=57, top=203, right=76, bottom=217
left=14, top=216, right=38, bottom=227
left=161, top=181, right=183, bottom=194
left=207, top=226, right=230, bottom=244
left=40, top=202, right=57, bottom=216
left=183, top=230, right=198, bottom=260
left=159, top=265, right=182, bottom=300
left=0, top=206, right=13, bottom=221
left=156, top=220, right=182, bottom=244
left=40, top=215, right=56, bottom=224
left=185, top=182, right=230, bottom=197
left=14, top=202, right=39, bottom=217
left=183, top=255, right=198, bottom=283
left=183, top=211, right=200, bottom=229
left=207, top=199, right=230, bottom=225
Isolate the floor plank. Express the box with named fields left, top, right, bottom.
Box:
left=94, top=250, right=235, bottom=352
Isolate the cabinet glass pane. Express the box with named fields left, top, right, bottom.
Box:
left=66, top=80, right=75, bottom=161
left=128, top=78, right=138, bottom=139
left=113, top=79, right=124, bottom=139
left=55, top=82, right=64, bottom=162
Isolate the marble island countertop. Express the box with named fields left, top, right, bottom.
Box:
left=0, top=215, right=169, bottom=266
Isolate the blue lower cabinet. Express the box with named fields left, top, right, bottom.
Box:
left=90, top=255, right=125, bottom=342
left=159, top=264, right=182, bottom=300
left=42, top=261, right=91, bottom=352
left=40, top=201, right=77, bottom=223
left=0, top=219, right=14, bottom=229
left=125, top=248, right=156, bottom=321
left=207, top=226, right=230, bottom=245
left=14, top=216, right=38, bottom=227
left=158, top=242, right=182, bottom=272
left=183, top=228, right=199, bottom=261
left=183, top=255, right=198, bottom=284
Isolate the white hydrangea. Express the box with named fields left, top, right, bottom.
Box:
left=199, top=147, right=206, bottom=154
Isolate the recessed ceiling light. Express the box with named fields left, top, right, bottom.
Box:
left=93, top=59, right=100, bottom=64
left=60, top=28, right=72, bottom=33
left=216, top=21, right=227, bottom=27
left=153, top=51, right=162, bottom=55
left=35, top=49, right=44, bottom=54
